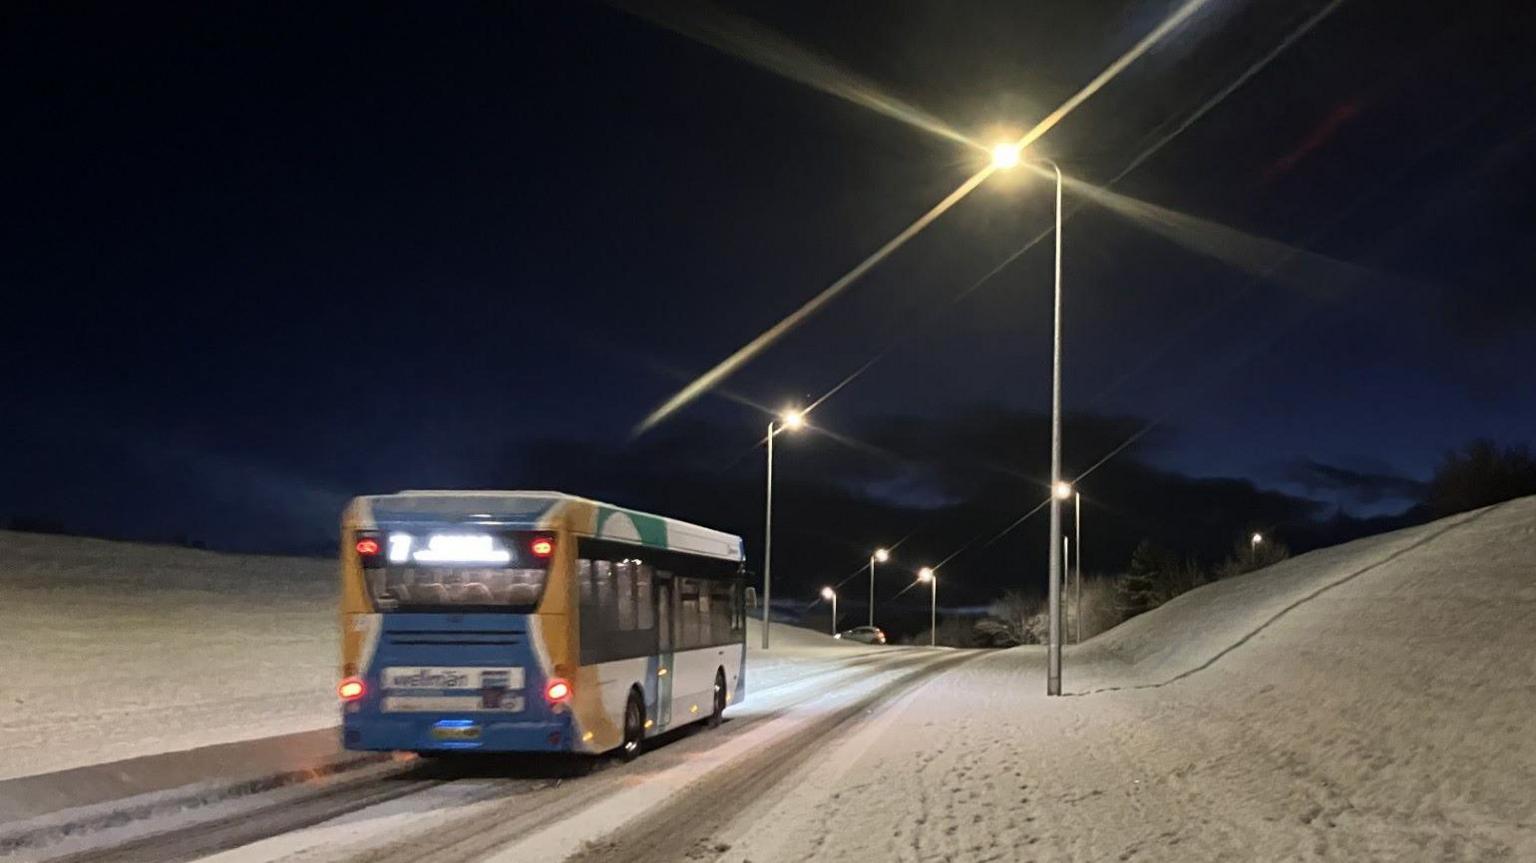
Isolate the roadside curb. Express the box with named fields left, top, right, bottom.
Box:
left=0, top=728, right=393, bottom=857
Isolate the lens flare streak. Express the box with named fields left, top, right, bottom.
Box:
left=635, top=166, right=995, bottom=435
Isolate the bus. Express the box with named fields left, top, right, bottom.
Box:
left=338, top=490, right=747, bottom=759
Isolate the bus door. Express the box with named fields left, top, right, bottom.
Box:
left=654, top=571, right=674, bottom=730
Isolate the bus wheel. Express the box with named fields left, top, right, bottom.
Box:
left=621, top=690, right=645, bottom=762
left=708, top=669, right=726, bottom=729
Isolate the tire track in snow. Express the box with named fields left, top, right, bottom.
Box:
left=562, top=651, right=978, bottom=863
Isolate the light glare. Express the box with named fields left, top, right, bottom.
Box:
left=991, top=143, right=1021, bottom=170
left=1055, top=482, right=1074, bottom=500
left=821, top=586, right=835, bottom=600
left=918, top=567, right=935, bottom=582
left=873, top=548, right=889, bottom=562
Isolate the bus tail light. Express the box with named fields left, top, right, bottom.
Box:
left=530, top=535, right=555, bottom=559
left=544, top=678, right=571, bottom=704
left=338, top=677, right=366, bottom=701
left=354, top=532, right=384, bottom=569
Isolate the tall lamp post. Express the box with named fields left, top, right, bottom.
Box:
left=868, top=547, right=889, bottom=627
left=917, top=567, right=936, bottom=647
left=761, top=408, right=804, bottom=650
left=992, top=142, right=1066, bottom=695
left=820, top=586, right=837, bottom=636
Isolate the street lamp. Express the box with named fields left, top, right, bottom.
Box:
left=1251, top=532, right=1264, bottom=547
left=996, top=145, right=1066, bottom=695
left=868, top=547, right=889, bottom=627
left=761, top=408, right=805, bottom=650
left=917, top=567, right=936, bottom=647
left=821, top=586, right=837, bottom=635
left=1056, top=482, right=1083, bottom=644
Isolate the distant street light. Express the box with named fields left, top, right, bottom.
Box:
left=761, top=408, right=805, bottom=650
left=917, top=567, right=936, bottom=647
left=821, top=586, right=837, bottom=635
left=1056, top=482, right=1084, bottom=643
left=1251, top=532, right=1264, bottom=548
left=994, top=146, right=1066, bottom=692
left=869, top=547, right=889, bottom=627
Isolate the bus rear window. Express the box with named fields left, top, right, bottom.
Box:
left=367, top=529, right=553, bottom=611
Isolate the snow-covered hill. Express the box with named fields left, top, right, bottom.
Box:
left=721, top=496, right=1536, bottom=861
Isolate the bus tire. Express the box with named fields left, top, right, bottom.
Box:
left=621, top=689, right=645, bottom=762
left=708, top=668, right=726, bottom=728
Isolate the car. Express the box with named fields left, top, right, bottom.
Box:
left=834, top=625, right=887, bottom=645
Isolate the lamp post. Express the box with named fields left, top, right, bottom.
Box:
left=993, top=142, right=1065, bottom=695
left=1074, top=488, right=1082, bottom=644
left=761, top=408, right=804, bottom=650
left=821, top=586, right=837, bottom=636
left=1056, top=482, right=1082, bottom=644
left=917, top=567, right=936, bottom=647
left=869, top=547, right=889, bottom=627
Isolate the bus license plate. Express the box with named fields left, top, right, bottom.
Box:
left=432, top=722, right=482, bottom=741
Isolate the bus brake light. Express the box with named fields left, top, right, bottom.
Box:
left=338, top=677, right=366, bottom=701
left=355, top=538, right=381, bottom=557
left=530, top=536, right=555, bottom=558
left=544, top=678, right=571, bottom=704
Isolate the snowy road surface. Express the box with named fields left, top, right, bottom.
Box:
left=5, top=497, right=1536, bottom=861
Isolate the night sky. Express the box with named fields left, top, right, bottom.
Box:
left=3, top=2, right=1533, bottom=604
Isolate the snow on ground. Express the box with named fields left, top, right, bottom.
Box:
left=0, top=529, right=864, bottom=782
left=0, top=532, right=338, bottom=782
left=718, top=498, right=1536, bottom=862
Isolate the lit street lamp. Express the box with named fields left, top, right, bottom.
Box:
left=1251, top=532, right=1264, bottom=548
left=994, top=142, right=1066, bottom=695
left=869, top=547, right=889, bottom=627
left=917, top=567, right=936, bottom=647
left=821, top=586, right=837, bottom=636
left=761, top=408, right=805, bottom=650
left=1056, top=482, right=1083, bottom=644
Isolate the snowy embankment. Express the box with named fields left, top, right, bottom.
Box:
left=0, top=531, right=864, bottom=784
left=718, top=497, right=1536, bottom=862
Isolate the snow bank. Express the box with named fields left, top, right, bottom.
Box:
left=721, top=497, right=1536, bottom=861
left=0, top=530, right=868, bottom=783
left=0, top=533, right=338, bottom=782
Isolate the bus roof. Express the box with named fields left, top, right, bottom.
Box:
left=349, top=490, right=744, bottom=562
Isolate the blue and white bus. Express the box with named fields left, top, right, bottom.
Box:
left=338, top=491, right=747, bottom=758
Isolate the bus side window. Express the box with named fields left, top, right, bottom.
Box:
left=615, top=560, right=636, bottom=632
left=636, top=564, right=655, bottom=631
left=678, top=578, right=702, bottom=650
left=711, top=580, right=733, bottom=643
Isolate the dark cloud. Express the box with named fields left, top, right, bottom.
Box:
left=1283, top=459, right=1427, bottom=506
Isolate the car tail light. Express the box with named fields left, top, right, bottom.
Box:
left=530, top=535, right=555, bottom=559
left=544, top=678, right=571, bottom=704
left=338, top=677, right=366, bottom=701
